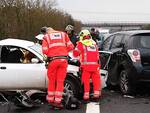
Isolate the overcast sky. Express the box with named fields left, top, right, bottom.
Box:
left=56, top=0, right=150, bottom=23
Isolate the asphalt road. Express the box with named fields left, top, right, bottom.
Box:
left=1, top=86, right=150, bottom=113
left=0, top=102, right=87, bottom=113
left=101, top=86, right=150, bottom=113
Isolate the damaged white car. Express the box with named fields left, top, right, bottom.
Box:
left=0, top=39, right=108, bottom=107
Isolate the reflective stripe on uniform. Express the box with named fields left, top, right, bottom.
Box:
left=93, top=91, right=100, bottom=97
left=47, top=91, right=55, bottom=102
left=55, top=91, right=63, bottom=96
left=48, top=91, right=55, bottom=95
left=48, top=43, right=66, bottom=48
left=94, top=91, right=100, bottom=95
left=83, top=45, right=87, bottom=63
left=55, top=98, right=62, bottom=102
left=84, top=92, right=89, bottom=99
left=84, top=92, right=89, bottom=95
left=47, top=96, right=54, bottom=101
left=81, top=62, right=98, bottom=65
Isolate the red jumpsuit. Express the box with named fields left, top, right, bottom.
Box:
left=42, top=31, right=74, bottom=104
left=73, top=42, right=101, bottom=100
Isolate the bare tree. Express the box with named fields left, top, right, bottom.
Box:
left=0, top=0, right=82, bottom=40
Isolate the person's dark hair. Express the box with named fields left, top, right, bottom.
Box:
left=40, top=27, right=47, bottom=34
left=91, top=28, right=95, bottom=32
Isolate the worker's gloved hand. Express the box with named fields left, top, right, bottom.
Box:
left=43, top=56, right=49, bottom=62
left=45, top=62, right=49, bottom=69
left=43, top=56, right=49, bottom=68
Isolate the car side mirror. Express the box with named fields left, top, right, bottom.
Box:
left=31, top=58, right=39, bottom=63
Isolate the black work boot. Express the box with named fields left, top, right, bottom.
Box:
left=48, top=102, right=55, bottom=109
left=53, top=103, right=64, bottom=110
left=82, top=99, right=90, bottom=104
left=90, top=96, right=100, bottom=102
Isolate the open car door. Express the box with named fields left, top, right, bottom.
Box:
left=99, top=51, right=112, bottom=88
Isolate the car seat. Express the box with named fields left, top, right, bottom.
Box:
left=1, top=47, right=9, bottom=63
left=7, top=49, right=23, bottom=63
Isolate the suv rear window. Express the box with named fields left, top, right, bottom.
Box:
left=133, top=34, right=150, bottom=48
left=140, top=36, right=150, bottom=48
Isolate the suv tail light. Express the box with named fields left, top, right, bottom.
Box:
left=127, top=49, right=141, bottom=62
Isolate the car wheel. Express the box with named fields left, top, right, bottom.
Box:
left=119, top=70, right=135, bottom=95
left=64, top=78, right=79, bottom=98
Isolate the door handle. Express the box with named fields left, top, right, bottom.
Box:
left=0, top=66, right=6, bottom=69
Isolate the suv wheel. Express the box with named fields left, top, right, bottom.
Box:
left=119, top=70, right=134, bottom=95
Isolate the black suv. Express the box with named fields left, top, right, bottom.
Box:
left=100, top=30, right=150, bottom=94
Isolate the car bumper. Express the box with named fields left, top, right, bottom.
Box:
left=134, top=65, right=150, bottom=82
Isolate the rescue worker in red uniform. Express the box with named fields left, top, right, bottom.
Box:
left=42, top=27, right=74, bottom=109
left=73, top=29, right=101, bottom=102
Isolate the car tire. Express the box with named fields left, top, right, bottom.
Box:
left=64, top=78, right=80, bottom=98
left=119, top=69, right=135, bottom=95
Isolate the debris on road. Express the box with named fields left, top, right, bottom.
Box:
left=123, top=95, right=134, bottom=98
